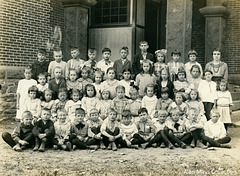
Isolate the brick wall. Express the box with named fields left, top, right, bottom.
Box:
left=0, top=0, right=64, bottom=67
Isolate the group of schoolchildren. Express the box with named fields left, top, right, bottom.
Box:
left=2, top=41, right=233, bottom=152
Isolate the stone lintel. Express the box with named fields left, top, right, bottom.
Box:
left=199, top=5, right=230, bottom=19
left=62, top=0, right=97, bottom=8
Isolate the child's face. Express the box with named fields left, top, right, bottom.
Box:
left=189, top=54, right=197, bottom=62
left=75, top=113, right=85, bottom=123
left=191, top=68, right=200, bottom=78
left=116, top=89, right=125, bottom=99
left=204, top=72, right=213, bottom=81
left=58, top=92, right=67, bottom=102
left=178, top=72, right=185, bottom=81
left=139, top=43, right=148, bottom=52
left=130, top=91, right=138, bottom=100
left=54, top=52, right=63, bottom=63
left=71, top=49, right=80, bottom=59
left=95, top=74, right=102, bottom=83
left=22, top=114, right=33, bottom=126
left=175, top=94, right=183, bottom=104
left=171, top=112, right=180, bottom=122
left=189, top=110, right=198, bottom=122
left=54, top=68, right=62, bottom=78
left=142, top=63, right=150, bottom=73
left=161, top=92, right=169, bottom=100
left=107, top=70, right=115, bottom=80
left=211, top=113, right=220, bottom=123
left=29, top=91, right=36, bottom=99
left=45, top=91, right=52, bottom=102
left=213, top=51, right=221, bottom=61
left=102, top=91, right=110, bottom=100
left=146, top=87, right=154, bottom=97
left=120, top=49, right=128, bottom=59
left=123, top=71, right=131, bottom=80
left=41, top=110, right=51, bottom=121
left=86, top=86, right=95, bottom=97
left=122, top=116, right=131, bottom=126
left=69, top=71, right=77, bottom=81
left=156, top=54, right=164, bottom=62
left=102, top=51, right=111, bottom=60
left=220, top=83, right=226, bottom=91
left=38, top=76, right=46, bottom=85
left=190, top=91, right=197, bottom=100
left=58, top=111, right=67, bottom=123
left=72, top=92, right=80, bottom=102
left=172, top=54, right=180, bottom=62
left=90, top=112, right=99, bottom=121
left=24, top=69, right=32, bottom=80
left=88, top=52, right=96, bottom=61
left=158, top=113, right=167, bottom=124
left=81, top=70, right=88, bottom=79
left=161, top=71, right=168, bottom=80
left=139, top=112, right=148, bottom=122
left=108, top=111, right=117, bottom=121
left=37, top=53, right=45, bottom=62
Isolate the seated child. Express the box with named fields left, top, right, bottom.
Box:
left=41, top=89, right=54, bottom=111
left=119, top=110, right=139, bottom=148
left=32, top=108, right=55, bottom=152
left=77, top=66, right=93, bottom=93
left=166, top=108, right=190, bottom=149
left=187, top=64, right=202, bottom=89
left=66, top=68, right=83, bottom=92
left=52, top=109, right=71, bottom=151
left=128, top=86, right=142, bottom=121
left=185, top=108, right=207, bottom=148
left=2, top=111, right=34, bottom=152
left=92, top=70, right=103, bottom=99
left=131, top=108, right=156, bottom=149
left=96, top=89, right=112, bottom=121
left=156, top=87, right=173, bottom=111
left=118, top=69, right=135, bottom=98
left=100, top=108, right=122, bottom=151
left=36, top=73, right=49, bottom=99
left=202, top=109, right=231, bottom=148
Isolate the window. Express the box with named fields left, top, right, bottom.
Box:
left=91, top=0, right=129, bottom=26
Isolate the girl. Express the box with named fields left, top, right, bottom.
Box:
left=156, top=87, right=173, bottom=111
left=92, top=70, right=103, bottom=100
left=77, top=66, right=93, bottom=93
left=119, top=69, right=135, bottom=98
left=167, top=92, right=188, bottom=121
left=135, top=59, right=156, bottom=98
left=215, top=80, right=233, bottom=130
left=41, top=89, right=54, bottom=111
left=187, top=65, right=202, bottom=89
left=81, top=84, right=99, bottom=118
left=186, top=89, right=207, bottom=122
left=101, top=67, right=119, bottom=99
left=16, top=67, right=37, bottom=120
left=66, top=69, right=83, bottom=92
left=96, top=89, right=112, bottom=121
left=23, top=86, right=41, bottom=122
left=65, top=89, right=82, bottom=123
left=156, top=68, right=174, bottom=100
left=142, top=84, right=158, bottom=121
left=154, top=49, right=168, bottom=78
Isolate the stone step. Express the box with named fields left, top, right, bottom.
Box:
left=232, top=100, right=240, bottom=111
left=231, top=92, right=240, bottom=101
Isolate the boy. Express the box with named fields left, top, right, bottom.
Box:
left=111, top=85, right=129, bottom=121
left=48, top=49, right=67, bottom=79
left=32, top=108, right=55, bottom=152
left=2, top=111, right=34, bottom=152
left=202, top=109, right=231, bottom=148
left=31, top=49, right=49, bottom=80
left=53, top=109, right=72, bottom=151
left=132, top=41, right=154, bottom=77
left=113, top=46, right=132, bottom=80
left=131, top=108, right=156, bottom=148
left=48, top=66, right=67, bottom=100
left=66, top=47, right=85, bottom=78
left=96, top=48, right=114, bottom=77
left=83, top=48, right=97, bottom=70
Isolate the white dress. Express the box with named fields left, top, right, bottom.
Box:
left=81, top=97, right=99, bottom=117
left=16, top=79, right=37, bottom=119
left=142, top=95, right=158, bottom=119
left=65, top=100, right=82, bottom=122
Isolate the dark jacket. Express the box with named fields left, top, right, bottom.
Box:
left=113, top=59, right=132, bottom=80
left=48, top=77, right=67, bottom=100
left=132, top=52, right=154, bottom=76
left=12, top=122, right=34, bottom=143
left=33, top=119, right=55, bottom=138
left=31, top=60, right=49, bottom=80
left=156, top=79, right=175, bottom=100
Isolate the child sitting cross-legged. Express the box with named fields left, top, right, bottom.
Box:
left=32, top=108, right=55, bottom=152
left=2, top=111, right=34, bottom=152
left=100, top=108, right=122, bottom=151
left=52, top=109, right=72, bottom=151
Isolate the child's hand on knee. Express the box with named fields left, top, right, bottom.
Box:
left=19, top=140, right=29, bottom=145
left=109, top=136, right=115, bottom=142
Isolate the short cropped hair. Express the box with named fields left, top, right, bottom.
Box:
left=120, top=46, right=129, bottom=53
left=116, top=85, right=125, bottom=92
left=88, top=48, right=97, bottom=54
left=203, top=69, right=213, bottom=76
left=139, top=41, right=148, bottom=45
left=38, top=49, right=46, bottom=55
left=75, top=108, right=85, bottom=115
left=171, top=49, right=181, bottom=56
left=188, top=50, right=198, bottom=57
left=102, top=47, right=111, bottom=53
left=71, top=47, right=79, bottom=51
left=22, top=111, right=33, bottom=119
left=138, top=107, right=148, bottom=115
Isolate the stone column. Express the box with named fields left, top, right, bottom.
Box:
left=166, top=0, right=193, bottom=62
left=199, top=0, right=230, bottom=64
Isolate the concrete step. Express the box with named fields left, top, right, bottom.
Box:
left=232, top=100, right=240, bottom=111
left=231, top=92, right=240, bottom=101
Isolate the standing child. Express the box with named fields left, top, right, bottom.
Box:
left=66, top=68, right=83, bottom=92
left=156, top=87, right=173, bottom=111
left=101, top=67, right=119, bottom=99
left=48, top=66, right=67, bottom=100
left=198, top=70, right=217, bottom=120
left=113, top=46, right=132, bottom=80
left=83, top=48, right=98, bottom=80
left=36, top=73, right=49, bottom=94
left=187, top=65, right=202, bottom=89
left=81, top=84, right=99, bottom=117
left=16, top=67, right=37, bottom=120
left=135, top=59, right=156, bottom=98
left=65, top=89, right=82, bottom=123
left=77, top=67, right=93, bottom=93
left=154, top=49, right=168, bottom=79
left=92, top=70, right=103, bottom=99
left=2, top=111, right=34, bottom=152
left=215, top=80, right=233, bottom=130
left=96, top=89, right=112, bottom=121
left=128, top=86, right=142, bottom=122
left=31, top=49, right=49, bottom=80
left=48, top=49, right=67, bottom=79
left=32, top=108, right=55, bottom=152
left=119, top=69, right=135, bottom=98
left=41, top=89, right=54, bottom=111
left=142, top=84, right=158, bottom=121
left=100, top=108, right=122, bottom=151
left=53, top=109, right=72, bottom=151
left=167, top=49, right=184, bottom=82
